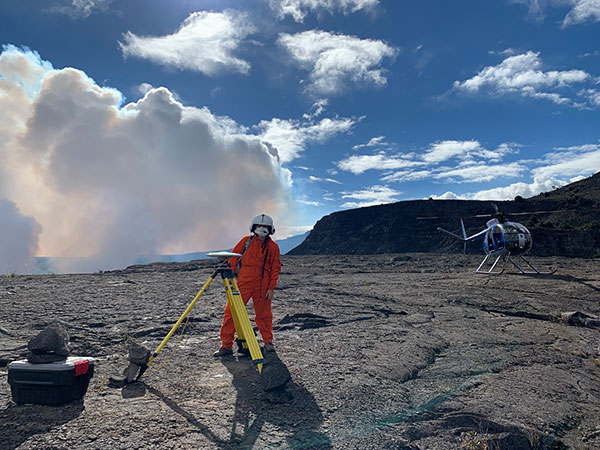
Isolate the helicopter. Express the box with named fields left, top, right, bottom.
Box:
left=435, top=206, right=557, bottom=275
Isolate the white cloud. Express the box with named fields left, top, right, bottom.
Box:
left=257, top=116, right=356, bottom=163
left=352, top=135, right=387, bottom=150
left=298, top=199, right=322, bottom=206
left=0, top=44, right=53, bottom=98
left=276, top=224, right=313, bottom=237
left=469, top=176, right=567, bottom=200
left=308, top=175, right=342, bottom=184
left=0, top=46, right=298, bottom=273
left=137, top=82, right=154, bottom=95
left=423, top=140, right=481, bottom=163
left=429, top=191, right=463, bottom=200
left=270, top=0, right=379, bottom=22
left=341, top=185, right=401, bottom=208
left=429, top=177, right=565, bottom=201
left=303, top=98, right=329, bottom=119
left=581, top=50, right=600, bottom=57
left=424, top=140, right=520, bottom=163
left=562, top=0, right=600, bottom=26
left=435, top=162, right=526, bottom=183
left=381, top=170, right=432, bottom=183
left=336, top=152, right=423, bottom=174
left=0, top=200, right=41, bottom=274
left=119, top=11, right=255, bottom=76
left=579, top=88, right=600, bottom=106
left=511, top=0, right=548, bottom=20
left=278, top=30, right=397, bottom=95
left=338, top=140, right=519, bottom=179
left=489, top=48, right=518, bottom=56
left=531, top=144, right=600, bottom=179
left=50, top=0, right=113, bottom=19
left=569, top=175, right=587, bottom=183
left=512, top=0, right=600, bottom=26
left=432, top=144, right=600, bottom=200
left=453, top=51, right=596, bottom=107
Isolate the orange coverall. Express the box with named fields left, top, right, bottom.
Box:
left=219, top=235, right=281, bottom=349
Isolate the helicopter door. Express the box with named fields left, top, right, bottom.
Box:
left=494, top=226, right=504, bottom=250
left=485, top=226, right=505, bottom=252
left=485, top=229, right=493, bottom=253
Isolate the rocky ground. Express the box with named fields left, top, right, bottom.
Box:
left=1, top=253, right=599, bottom=449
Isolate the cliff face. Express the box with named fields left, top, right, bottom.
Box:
left=290, top=172, right=600, bottom=258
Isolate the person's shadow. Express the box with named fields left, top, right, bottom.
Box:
left=0, top=400, right=84, bottom=449
left=221, top=352, right=332, bottom=449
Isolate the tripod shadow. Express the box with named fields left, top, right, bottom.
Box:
left=0, top=400, right=84, bottom=449
left=221, top=353, right=332, bottom=449
left=142, top=382, right=230, bottom=448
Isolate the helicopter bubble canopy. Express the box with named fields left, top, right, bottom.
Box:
left=483, top=221, right=532, bottom=256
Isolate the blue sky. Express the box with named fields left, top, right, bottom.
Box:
left=1, top=0, right=599, bottom=272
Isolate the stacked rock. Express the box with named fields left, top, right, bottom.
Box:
left=27, top=321, right=70, bottom=363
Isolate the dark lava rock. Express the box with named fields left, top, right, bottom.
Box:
left=27, top=321, right=70, bottom=363
left=260, top=351, right=291, bottom=392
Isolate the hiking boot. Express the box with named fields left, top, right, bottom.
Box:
left=236, top=339, right=250, bottom=356
left=213, top=347, right=233, bottom=357
left=263, top=342, right=275, bottom=353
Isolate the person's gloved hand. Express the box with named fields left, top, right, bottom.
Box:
left=266, top=289, right=274, bottom=301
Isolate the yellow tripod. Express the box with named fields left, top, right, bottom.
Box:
left=136, top=252, right=264, bottom=380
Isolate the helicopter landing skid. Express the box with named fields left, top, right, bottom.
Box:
left=475, top=254, right=505, bottom=274
left=475, top=254, right=555, bottom=275
left=506, top=255, right=557, bottom=275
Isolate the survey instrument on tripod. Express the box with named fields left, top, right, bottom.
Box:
left=128, top=252, right=265, bottom=382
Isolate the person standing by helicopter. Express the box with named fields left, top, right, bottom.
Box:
left=213, top=214, right=281, bottom=357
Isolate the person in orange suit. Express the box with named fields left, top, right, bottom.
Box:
left=213, top=214, right=281, bottom=357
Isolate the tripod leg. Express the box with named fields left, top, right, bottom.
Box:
left=137, top=267, right=220, bottom=380
left=222, top=274, right=264, bottom=372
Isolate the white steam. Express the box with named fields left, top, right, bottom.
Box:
left=0, top=200, right=41, bottom=274
left=0, top=45, right=293, bottom=273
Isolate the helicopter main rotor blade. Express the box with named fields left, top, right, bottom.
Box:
left=438, top=226, right=488, bottom=241
left=417, top=208, right=577, bottom=221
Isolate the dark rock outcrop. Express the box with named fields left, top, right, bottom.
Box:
left=290, top=172, right=600, bottom=258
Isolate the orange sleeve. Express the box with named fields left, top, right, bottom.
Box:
left=229, top=236, right=249, bottom=273
left=268, top=240, right=281, bottom=291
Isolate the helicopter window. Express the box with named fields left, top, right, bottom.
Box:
left=486, top=230, right=494, bottom=248
left=486, top=226, right=504, bottom=250
left=514, top=223, right=529, bottom=233
left=494, top=227, right=505, bottom=249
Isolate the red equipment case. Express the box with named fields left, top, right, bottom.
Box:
left=8, top=356, right=95, bottom=405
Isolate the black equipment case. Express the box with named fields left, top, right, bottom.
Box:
left=8, top=356, right=95, bottom=405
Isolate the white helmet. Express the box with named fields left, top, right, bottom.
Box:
left=250, top=214, right=275, bottom=235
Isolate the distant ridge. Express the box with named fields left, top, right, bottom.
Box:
left=289, top=172, right=600, bottom=258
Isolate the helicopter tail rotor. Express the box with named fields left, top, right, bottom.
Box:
left=460, top=219, right=467, bottom=254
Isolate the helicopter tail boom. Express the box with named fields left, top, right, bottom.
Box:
left=437, top=227, right=466, bottom=241
left=438, top=219, right=488, bottom=242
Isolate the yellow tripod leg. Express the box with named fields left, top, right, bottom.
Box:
left=136, top=267, right=220, bottom=380
left=222, top=275, right=264, bottom=372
